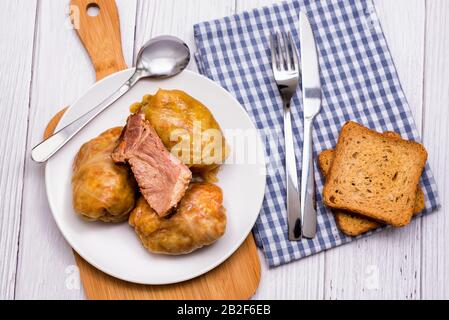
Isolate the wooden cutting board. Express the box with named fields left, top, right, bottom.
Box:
left=44, top=0, right=261, bottom=299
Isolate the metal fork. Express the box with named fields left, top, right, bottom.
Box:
left=270, top=32, right=302, bottom=241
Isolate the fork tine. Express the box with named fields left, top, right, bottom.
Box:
left=270, top=33, right=279, bottom=71
left=275, top=32, right=284, bottom=71
left=282, top=32, right=291, bottom=70
left=278, top=31, right=287, bottom=70
left=287, top=32, right=299, bottom=72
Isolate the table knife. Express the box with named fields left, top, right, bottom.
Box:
left=299, top=11, right=322, bottom=239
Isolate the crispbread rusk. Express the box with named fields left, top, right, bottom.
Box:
left=322, top=121, right=427, bottom=227
left=318, top=145, right=425, bottom=236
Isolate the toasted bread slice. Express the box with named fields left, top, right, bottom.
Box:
left=333, top=212, right=381, bottom=236
left=318, top=145, right=425, bottom=236
left=375, top=131, right=424, bottom=213
left=319, top=148, right=425, bottom=214
left=319, top=149, right=381, bottom=236
left=322, top=122, right=427, bottom=227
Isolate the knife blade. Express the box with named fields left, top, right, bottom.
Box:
left=300, top=11, right=321, bottom=116
left=299, top=11, right=322, bottom=238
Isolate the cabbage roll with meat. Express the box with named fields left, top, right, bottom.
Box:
left=129, top=182, right=226, bottom=254
left=131, top=89, right=228, bottom=174
left=72, top=127, right=137, bottom=222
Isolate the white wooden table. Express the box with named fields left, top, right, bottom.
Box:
left=1, top=0, right=448, bottom=300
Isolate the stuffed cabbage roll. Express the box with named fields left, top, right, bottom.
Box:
left=72, top=127, right=137, bottom=222
left=131, top=89, right=228, bottom=173
left=129, top=183, right=226, bottom=254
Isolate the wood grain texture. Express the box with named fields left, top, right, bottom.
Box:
left=134, top=0, right=235, bottom=70
left=421, top=0, right=449, bottom=300
left=77, top=235, right=259, bottom=300
left=44, top=108, right=68, bottom=140
left=70, top=0, right=127, bottom=80
left=0, top=0, right=37, bottom=300
left=43, top=0, right=135, bottom=137
left=323, top=0, right=425, bottom=299
left=236, top=0, right=281, bottom=12
left=15, top=0, right=137, bottom=299
left=237, top=0, right=325, bottom=300
left=2, top=0, right=448, bottom=299
left=32, top=0, right=260, bottom=300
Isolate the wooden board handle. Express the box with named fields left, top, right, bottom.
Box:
left=44, top=0, right=127, bottom=137
left=70, top=0, right=127, bottom=80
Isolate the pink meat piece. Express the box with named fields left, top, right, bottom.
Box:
left=112, top=112, right=192, bottom=216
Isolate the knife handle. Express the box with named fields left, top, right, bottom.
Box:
left=300, top=117, right=317, bottom=238
left=284, top=102, right=302, bottom=241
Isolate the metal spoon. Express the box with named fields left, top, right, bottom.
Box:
left=31, top=35, right=190, bottom=163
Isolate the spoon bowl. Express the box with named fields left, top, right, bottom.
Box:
left=137, top=35, right=191, bottom=78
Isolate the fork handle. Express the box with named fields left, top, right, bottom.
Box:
left=284, top=102, right=302, bottom=241
left=300, top=117, right=317, bottom=238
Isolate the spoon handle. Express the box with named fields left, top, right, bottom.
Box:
left=31, top=72, right=140, bottom=163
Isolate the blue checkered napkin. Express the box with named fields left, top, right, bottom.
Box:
left=194, top=0, right=440, bottom=267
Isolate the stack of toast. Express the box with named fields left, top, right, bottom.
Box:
left=319, top=121, right=428, bottom=236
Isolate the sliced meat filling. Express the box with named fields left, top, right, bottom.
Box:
left=112, top=112, right=192, bottom=216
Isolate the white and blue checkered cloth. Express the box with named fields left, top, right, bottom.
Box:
left=194, top=0, right=440, bottom=267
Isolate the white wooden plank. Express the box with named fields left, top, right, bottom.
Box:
left=375, top=1, right=425, bottom=130
left=0, top=0, right=37, bottom=300
left=254, top=251, right=324, bottom=300
left=15, top=0, right=137, bottom=299
left=421, top=0, right=449, bottom=300
left=236, top=0, right=280, bottom=12
left=237, top=0, right=325, bottom=300
left=134, top=0, right=235, bottom=71
left=323, top=0, right=425, bottom=299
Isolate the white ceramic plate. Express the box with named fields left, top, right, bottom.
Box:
left=45, top=69, right=266, bottom=285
